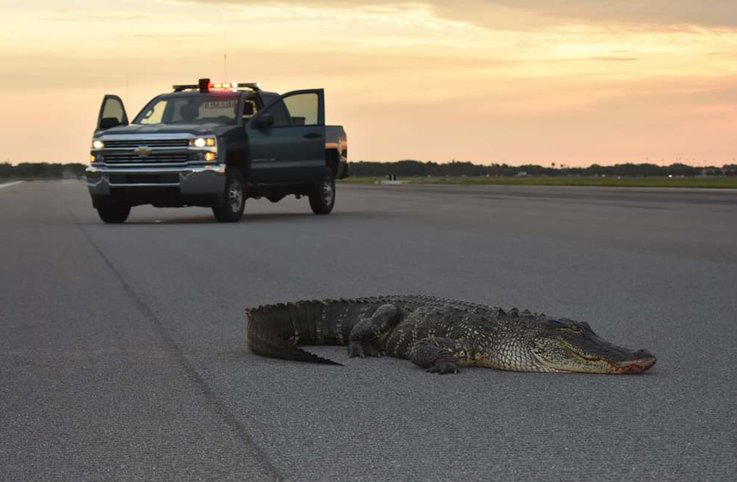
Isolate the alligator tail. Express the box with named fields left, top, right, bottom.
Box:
left=246, top=299, right=360, bottom=365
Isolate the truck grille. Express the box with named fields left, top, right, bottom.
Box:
left=108, top=173, right=180, bottom=184
left=102, top=152, right=190, bottom=164
left=104, top=139, right=189, bottom=148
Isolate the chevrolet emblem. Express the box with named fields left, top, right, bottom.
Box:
left=135, top=146, right=153, bottom=157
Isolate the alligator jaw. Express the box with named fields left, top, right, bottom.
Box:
left=531, top=344, right=657, bottom=375
left=535, top=355, right=657, bottom=374
left=610, top=355, right=657, bottom=374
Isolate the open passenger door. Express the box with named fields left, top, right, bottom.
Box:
left=247, top=89, right=326, bottom=183
left=96, top=95, right=129, bottom=132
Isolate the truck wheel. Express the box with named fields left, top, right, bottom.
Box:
left=309, top=170, right=335, bottom=215
left=96, top=199, right=131, bottom=223
left=212, top=169, right=245, bottom=222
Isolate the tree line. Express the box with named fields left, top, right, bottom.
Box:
left=0, top=163, right=87, bottom=179
left=350, top=160, right=737, bottom=177
left=2, top=161, right=737, bottom=180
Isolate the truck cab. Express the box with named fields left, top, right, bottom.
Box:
left=86, top=79, right=348, bottom=223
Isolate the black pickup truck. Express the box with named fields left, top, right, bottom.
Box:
left=86, top=79, right=348, bottom=223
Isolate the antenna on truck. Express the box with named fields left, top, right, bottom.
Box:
left=223, top=28, right=228, bottom=81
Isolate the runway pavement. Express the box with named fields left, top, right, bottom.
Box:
left=1, top=180, right=736, bottom=481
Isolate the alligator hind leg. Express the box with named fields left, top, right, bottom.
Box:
left=349, top=304, right=401, bottom=358
left=409, top=337, right=460, bottom=374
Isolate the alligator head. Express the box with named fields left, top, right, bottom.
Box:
left=529, top=318, right=656, bottom=374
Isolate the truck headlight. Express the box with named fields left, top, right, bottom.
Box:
left=190, top=137, right=216, bottom=148
left=92, top=139, right=104, bottom=150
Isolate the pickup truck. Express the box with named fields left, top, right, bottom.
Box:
left=86, top=79, right=348, bottom=223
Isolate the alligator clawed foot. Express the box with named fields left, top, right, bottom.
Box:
left=427, top=360, right=460, bottom=375
left=348, top=341, right=383, bottom=358
left=363, top=344, right=383, bottom=357
left=348, top=342, right=365, bottom=358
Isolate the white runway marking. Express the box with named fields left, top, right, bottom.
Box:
left=0, top=181, right=23, bottom=190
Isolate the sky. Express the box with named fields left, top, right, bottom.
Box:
left=1, top=0, right=736, bottom=166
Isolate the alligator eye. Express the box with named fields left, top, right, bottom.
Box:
left=561, top=325, right=585, bottom=335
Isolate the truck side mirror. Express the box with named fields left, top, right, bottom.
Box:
left=254, top=114, right=274, bottom=129
left=99, top=117, right=122, bottom=130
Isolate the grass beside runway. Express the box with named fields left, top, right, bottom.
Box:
left=340, top=176, right=737, bottom=189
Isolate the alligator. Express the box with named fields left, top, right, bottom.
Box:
left=246, top=295, right=656, bottom=374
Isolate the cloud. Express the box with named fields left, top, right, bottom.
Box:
left=461, top=0, right=737, bottom=28
left=184, top=0, right=737, bottom=29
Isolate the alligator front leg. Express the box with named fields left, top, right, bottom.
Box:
left=409, top=337, right=461, bottom=374
left=348, top=304, right=401, bottom=358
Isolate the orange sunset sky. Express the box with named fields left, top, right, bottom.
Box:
left=1, top=0, right=736, bottom=166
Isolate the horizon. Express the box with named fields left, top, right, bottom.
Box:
left=1, top=1, right=736, bottom=166
left=4, top=159, right=736, bottom=170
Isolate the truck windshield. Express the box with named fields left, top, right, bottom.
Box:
left=133, top=94, right=238, bottom=125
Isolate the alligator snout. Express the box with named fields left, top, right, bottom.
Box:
left=613, top=349, right=656, bottom=374
left=634, top=349, right=654, bottom=359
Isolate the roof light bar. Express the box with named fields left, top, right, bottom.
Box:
left=172, top=84, right=198, bottom=92
left=172, top=80, right=261, bottom=92
left=238, top=82, right=261, bottom=91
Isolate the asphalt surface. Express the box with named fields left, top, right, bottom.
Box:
left=1, top=180, right=736, bottom=481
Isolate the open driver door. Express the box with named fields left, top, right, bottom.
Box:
left=96, top=95, right=129, bottom=133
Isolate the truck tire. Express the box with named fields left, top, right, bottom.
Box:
left=96, top=199, right=131, bottom=224
left=309, top=170, right=335, bottom=215
left=212, top=169, right=245, bottom=222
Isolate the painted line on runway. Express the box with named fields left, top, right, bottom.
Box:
left=0, top=181, right=23, bottom=190
left=71, top=212, right=284, bottom=481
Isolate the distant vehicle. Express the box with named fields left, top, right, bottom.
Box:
left=86, top=79, right=348, bottom=223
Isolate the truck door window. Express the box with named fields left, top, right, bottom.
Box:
left=262, top=100, right=291, bottom=127
left=101, top=98, right=126, bottom=124
left=283, top=93, right=318, bottom=126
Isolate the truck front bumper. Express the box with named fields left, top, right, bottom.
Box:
left=85, top=164, right=226, bottom=196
